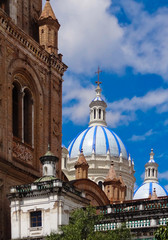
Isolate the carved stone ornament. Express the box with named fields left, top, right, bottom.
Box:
left=13, top=141, right=33, bottom=164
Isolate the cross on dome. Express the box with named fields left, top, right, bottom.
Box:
left=95, top=66, right=102, bottom=87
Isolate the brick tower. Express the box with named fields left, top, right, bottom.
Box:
left=103, top=162, right=126, bottom=203
left=75, top=150, right=89, bottom=179
left=0, top=1, right=67, bottom=239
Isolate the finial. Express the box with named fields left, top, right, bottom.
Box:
left=150, top=148, right=154, bottom=159
left=80, top=148, right=83, bottom=154
left=149, top=148, right=155, bottom=163
left=44, top=144, right=53, bottom=156
left=48, top=144, right=51, bottom=151
left=95, top=66, right=102, bottom=87
left=132, top=158, right=134, bottom=165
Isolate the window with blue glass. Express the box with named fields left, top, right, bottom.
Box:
left=30, top=211, right=42, bottom=227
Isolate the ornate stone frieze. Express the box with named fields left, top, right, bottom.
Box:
left=13, top=139, right=33, bottom=164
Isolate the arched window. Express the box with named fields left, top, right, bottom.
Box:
left=24, top=89, right=33, bottom=145
left=98, top=181, right=103, bottom=189
left=148, top=168, right=150, bottom=177
left=12, top=77, right=34, bottom=147
left=99, top=109, right=101, bottom=119
left=44, top=166, right=48, bottom=175
left=94, top=109, right=96, bottom=119
left=12, top=82, right=22, bottom=139
left=152, top=168, right=154, bottom=177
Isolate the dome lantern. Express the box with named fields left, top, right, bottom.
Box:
left=144, top=148, right=158, bottom=183
left=89, top=67, right=107, bottom=127
left=40, top=144, right=58, bottom=177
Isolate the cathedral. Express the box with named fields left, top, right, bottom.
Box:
left=0, top=1, right=168, bottom=240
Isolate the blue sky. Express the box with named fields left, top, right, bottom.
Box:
left=43, top=0, right=168, bottom=190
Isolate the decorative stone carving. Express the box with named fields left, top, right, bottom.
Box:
left=13, top=140, right=33, bottom=164
left=53, top=118, right=60, bottom=137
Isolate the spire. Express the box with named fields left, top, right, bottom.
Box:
left=105, top=162, right=117, bottom=181
left=38, top=0, right=60, bottom=55
left=149, top=148, right=155, bottom=163
left=39, top=0, right=56, bottom=20
left=89, top=67, right=107, bottom=127
left=74, top=150, right=89, bottom=179
left=103, top=163, right=126, bottom=203
left=144, top=149, right=158, bottom=183
left=150, top=188, right=158, bottom=200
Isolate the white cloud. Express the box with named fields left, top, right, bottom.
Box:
left=158, top=171, right=168, bottom=181
left=62, top=79, right=168, bottom=126
left=141, top=172, right=145, bottom=181
left=47, top=0, right=168, bottom=79
left=50, top=0, right=124, bottom=74
left=128, top=129, right=155, bottom=142
left=134, top=182, right=138, bottom=190
left=107, top=88, right=168, bottom=127
left=62, top=74, right=96, bottom=125
left=42, top=0, right=168, bottom=126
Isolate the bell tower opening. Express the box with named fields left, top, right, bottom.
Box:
left=12, top=82, right=22, bottom=139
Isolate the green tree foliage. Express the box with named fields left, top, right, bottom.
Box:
left=155, top=223, right=168, bottom=240
left=46, top=206, right=131, bottom=240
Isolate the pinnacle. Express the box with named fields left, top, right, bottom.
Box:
left=39, top=0, right=56, bottom=20
left=105, top=162, right=117, bottom=181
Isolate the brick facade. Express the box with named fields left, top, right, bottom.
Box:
left=0, top=1, right=67, bottom=239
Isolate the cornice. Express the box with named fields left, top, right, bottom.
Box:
left=0, top=9, right=68, bottom=76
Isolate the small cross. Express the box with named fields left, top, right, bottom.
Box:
left=95, top=66, right=102, bottom=86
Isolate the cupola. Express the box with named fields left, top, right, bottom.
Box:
left=40, top=145, right=58, bottom=177
left=144, top=149, right=158, bottom=183
left=89, top=67, right=107, bottom=127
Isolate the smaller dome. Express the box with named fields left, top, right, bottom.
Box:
left=133, top=182, right=168, bottom=200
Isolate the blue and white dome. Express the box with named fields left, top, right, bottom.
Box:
left=64, top=78, right=135, bottom=200
left=133, top=182, right=168, bottom=200
left=133, top=149, right=168, bottom=200
left=68, top=126, right=129, bottom=159
left=68, top=81, right=129, bottom=160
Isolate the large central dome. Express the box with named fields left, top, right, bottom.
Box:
left=63, top=75, right=135, bottom=200
left=68, top=126, right=128, bottom=159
